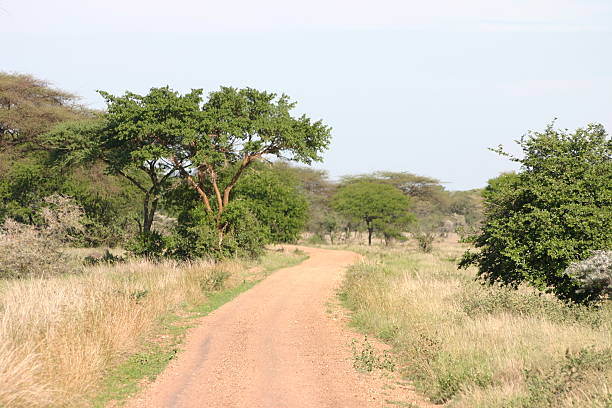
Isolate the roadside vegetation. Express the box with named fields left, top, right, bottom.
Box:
left=1, top=71, right=610, bottom=407
left=341, top=238, right=611, bottom=407
left=0, top=248, right=307, bottom=407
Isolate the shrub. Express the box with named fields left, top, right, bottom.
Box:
left=0, top=195, right=84, bottom=279
left=565, top=250, right=612, bottom=302
left=234, top=167, right=309, bottom=243
left=460, top=123, right=612, bottom=303
left=127, top=231, right=166, bottom=259
left=83, top=249, right=125, bottom=266
left=168, top=201, right=269, bottom=260
left=414, top=231, right=435, bottom=253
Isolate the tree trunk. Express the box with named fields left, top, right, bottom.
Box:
left=142, top=194, right=152, bottom=234
left=142, top=193, right=159, bottom=235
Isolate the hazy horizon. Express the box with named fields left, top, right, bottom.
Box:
left=2, top=0, right=611, bottom=190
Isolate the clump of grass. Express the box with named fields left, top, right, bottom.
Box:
left=340, top=239, right=611, bottom=407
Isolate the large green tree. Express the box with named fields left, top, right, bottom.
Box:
left=332, top=181, right=413, bottom=245
left=460, top=123, right=612, bottom=303
left=170, top=87, right=331, bottom=233
left=46, top=86, right=331, bottom=248
left=45, top=87, right=202, bottom=234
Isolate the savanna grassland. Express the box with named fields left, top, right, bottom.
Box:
left=340, top=236, right=611, bottom=407
left=0, top=249, right=307, bottom=408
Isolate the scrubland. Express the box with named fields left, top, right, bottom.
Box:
left=0, top=249, right=305, bottom=408
left=340, top=237, right=611, bottom=407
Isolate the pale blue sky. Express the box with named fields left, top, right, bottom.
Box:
left=2, top=0, right=611, bottom=190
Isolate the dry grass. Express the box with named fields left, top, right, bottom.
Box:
left=0, top=254, right=287, bottom=408
left=340, top=237, right=612, bottom=407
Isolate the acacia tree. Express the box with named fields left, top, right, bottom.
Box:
left=460, top=123, right=611, bottom=303
left=332, top=181, right=413, bottom=245
left=168, top=87, right=331, bottom=238
left=47, top=86, right=331, bottom=242
left=44, top=87, right=203, bottom=234
left=0, top=72, right=85, bottom=151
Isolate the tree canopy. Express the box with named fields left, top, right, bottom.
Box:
left=233, top=165, right=309, bottom=243
left=460, top=123, right=612, bottom=303
left=332, top=180, right=413, bottom=245
left=0, top=72, right=86, bottom=151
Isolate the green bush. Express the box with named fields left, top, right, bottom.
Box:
left=234, top=167, right=309, bottom=243
left=460, top=123, right=612, bottom=303
left=167, top=201, right=269, bottom=260
left=127, top=231, right=166, bottom=258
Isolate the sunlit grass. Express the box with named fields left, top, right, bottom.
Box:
left=0, top=249, right=307, bottom=408
left=340, top=237, right=611, bottom=407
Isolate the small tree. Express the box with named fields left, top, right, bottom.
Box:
left=460, top=123, right=612, bottom=303
left=332, top=181, right=413, bottom=246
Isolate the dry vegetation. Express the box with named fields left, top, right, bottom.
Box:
left=0, top=250, right=305, bottom=408
left=340, top=237, right=611, bottom=407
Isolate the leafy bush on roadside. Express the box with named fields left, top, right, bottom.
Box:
left=127, top=231, right=166, bottom=259
left=167, top=201, right=268, bottom=261
left=460, top=124, right=612, bottom=303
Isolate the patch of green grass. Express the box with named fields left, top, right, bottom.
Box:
left=351, top=336, right=395, bottom=373
left=257, top=248, right=309, bottom=274
left=92, top=283, right=255, bottom=408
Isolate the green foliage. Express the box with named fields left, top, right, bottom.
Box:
left=0, top=72, right=86, bottom=150
left=271, top=162, right=338, bottom=236
left=0, top=155, right=141, bottom=246
left=461, top=123, right=612, bottom=303
left=332, top=180, right=413, bottom=245
left=0, top=157, right=59, bottom=224
left=127, top=231, right=166, bottom=258
left=44, top=87, right=200, bottom=234
left=350, top=336, right=395, bottom=372
left=168, top=201, right=268, bottom=260
left=233, top=166, right=308, bottom=243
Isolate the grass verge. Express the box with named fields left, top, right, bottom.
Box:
left=0, top=248, right=308, bottom=408
left=339, top=238, right=611, bottom=407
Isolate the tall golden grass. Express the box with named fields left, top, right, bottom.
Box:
left=341, top=237, right=611, bottom=407
left=0, top=258, right=249, bottom=407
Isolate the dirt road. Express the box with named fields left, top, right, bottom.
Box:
left=125, top=246, right=429, bottom=408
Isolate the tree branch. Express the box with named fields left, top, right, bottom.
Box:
left=102, top=159, right=148, bottom=194
left=172, top=157, right=213, bottom=213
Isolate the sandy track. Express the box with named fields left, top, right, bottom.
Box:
left=125, top=246, right=429, bottom=408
